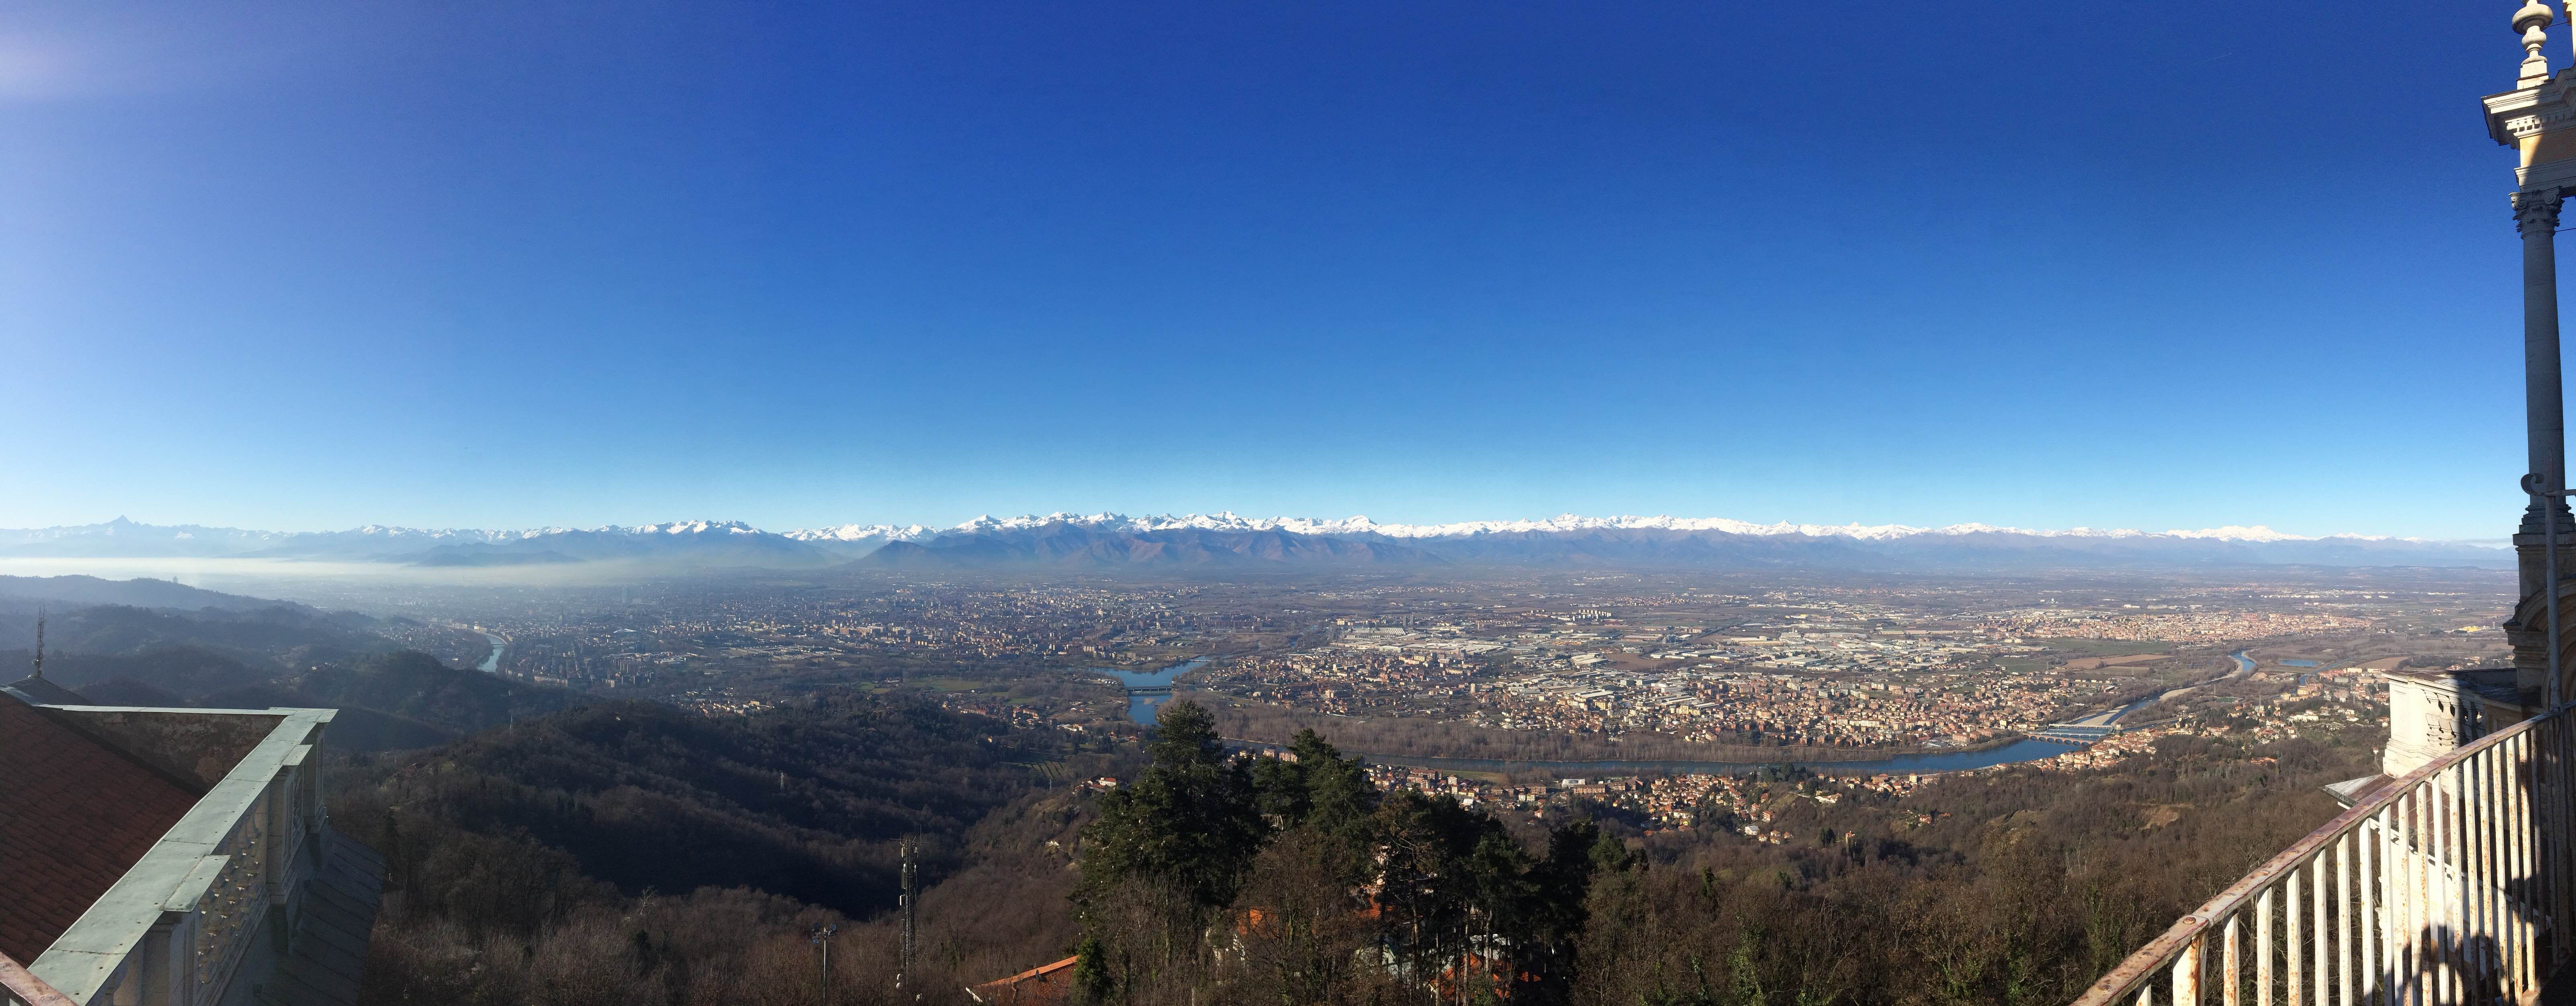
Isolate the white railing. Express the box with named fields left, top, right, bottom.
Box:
left=2075, top=705, right=2576, bottom=1006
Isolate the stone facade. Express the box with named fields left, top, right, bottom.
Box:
left=2381, top=668, right=2522, bottom=778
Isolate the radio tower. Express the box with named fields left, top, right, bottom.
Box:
left=29, top=608, right=43, bottom=681
left=897, top=838, right=919, bottom=989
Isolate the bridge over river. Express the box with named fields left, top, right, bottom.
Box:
left=2027, top=649, right=2252, bottom=743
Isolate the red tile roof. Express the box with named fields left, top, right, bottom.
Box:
left=0, top=947, right=77, bottom=1006
left=0, top=693, right=201, bottom=963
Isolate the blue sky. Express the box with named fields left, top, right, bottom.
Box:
left=0, top=2, right=2539, bottom=538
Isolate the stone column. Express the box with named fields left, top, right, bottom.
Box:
left=2522, top=188, right=2568, bottom=515
left=2512, top=188, right=2576, bottom=695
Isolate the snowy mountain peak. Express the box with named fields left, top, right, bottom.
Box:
left=624, top=519, right=764, bottom=536
left=2157, top=525, right=2302, bottom=543
left=815, top=511, right=2364, bottom=544
left=782, top=523, right=940, bottom=543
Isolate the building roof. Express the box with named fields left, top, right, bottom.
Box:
left=966, top=955, right=1077, bottom=1005
left=0, top=691, right=202, bottom=963
left=0, top=947, right=76, bottom=1006
left=1, top=678, right=91, bottom=706
left=2322, top=773, right=2394, bottom=808
left=2384, top=667, right=2525, bottom=704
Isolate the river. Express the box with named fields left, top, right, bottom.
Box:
left=1345, top=738, right=2085, bottom=778
left=1104, top=658, right=1212, bottom=724
left=1116, top=658, right=2083, bottom=776
left=477, top=632, right=505, bottom=673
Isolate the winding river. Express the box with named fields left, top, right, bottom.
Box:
left=1343, top=738, right=2085, bottom=778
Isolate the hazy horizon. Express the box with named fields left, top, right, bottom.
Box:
left=0, top=509, right=2522, bottom=544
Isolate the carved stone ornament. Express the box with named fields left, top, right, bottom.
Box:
left=2517, top=187, right=2566, bottom=234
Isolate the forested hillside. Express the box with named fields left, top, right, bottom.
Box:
left=12, top=633, right=2379, bottom=1006
left=332, top=692, right=1118, bottom=1003
left=1064, top=704, right=2375, bottom=1006
left=17, top=648, right=575, bottom=750
left=319, top=693, right=2376, bottom=1006
left=1, top=603, right=389, bottom=668
left=270, top=651, right=577, bottom=734
left=6, top=626, right=2381, bottom=1006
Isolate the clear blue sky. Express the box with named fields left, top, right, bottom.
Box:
left=0, top=2, right=2539, bottom=538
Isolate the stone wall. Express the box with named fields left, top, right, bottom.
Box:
left=46, top=709, right=284, bottom=790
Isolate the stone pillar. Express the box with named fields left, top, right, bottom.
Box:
left=2512, top=188, right=2576, bottom=696
left=2520, top=186, right=2568, bottom=542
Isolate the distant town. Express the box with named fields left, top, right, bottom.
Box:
left=317, top=566, right=2502, bottom=795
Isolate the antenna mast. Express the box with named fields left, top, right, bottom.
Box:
left=898, top=838, right=919, bottom=989
left=30, top=608, right=43, bottom=681
left=809, top=923, right=838, bottom=1006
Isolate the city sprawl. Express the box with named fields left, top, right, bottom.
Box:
left=324, top=567, right=2508, bottom=830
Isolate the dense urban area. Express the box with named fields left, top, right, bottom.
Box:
left=337, top=569, right=2492, bottom=756
left=0, top=561, right=2518, bottom=1005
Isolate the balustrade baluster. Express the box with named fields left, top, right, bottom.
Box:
left=2522, top=731, right=2539, bottom=990
left=2451, top=763, right=2467, bottom=1006
left=2366, top=807, right=2385, bottom=1006
left=2482, top=746, right=2506, bottom=1004
left=2227, top=914, right=2244, bottom=1006
left=2551, top=721, right=2566, bottom=979
left=2497, top=740, right=2517, bottom=1001
left=2401, top=792, right=2421, bottom=1006
left=2314, top=855, right=2330, bottom=1006
left=2522, top=730, right=2542, bottom=990
left=2466, top=756, right=2485, bottom=1006
left=2349, top=833, right=2359, bottom=1006
left=2262, top=886, right=2277, bottom=1006
left=2434, top=775, right=2446, bottom=1006
left=2489, top=748, right=2507, bottom=1004
left=2181, top=934, right=2204, bottom=1006
left=2294, top=865, right=2308, bottom=1006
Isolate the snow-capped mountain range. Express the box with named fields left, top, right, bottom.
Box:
left=784, top=511, right=2390, bottom=546
left=0, top=512, right=2503, bottom=570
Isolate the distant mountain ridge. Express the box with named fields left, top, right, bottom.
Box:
left=0, top=574, right=310, bottom=612
left=863, top=523, right=1446, bottom=569
left=786, top=510, right=2446, bottom=545
left=0, top=517, right=839, bottom=569
left=772, top=511, right=2517, bottom=570
left=0, top=513, right=2512, bottom=570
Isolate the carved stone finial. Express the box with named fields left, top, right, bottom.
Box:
left=2519, top=188, right=2566, bottom=235
left=2522, top=0, right=2556, bottom=82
